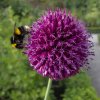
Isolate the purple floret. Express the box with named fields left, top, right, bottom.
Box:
left=25, top=9, right=94, bottom=80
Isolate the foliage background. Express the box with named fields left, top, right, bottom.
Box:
left=0, top=0, right=100, bottom=100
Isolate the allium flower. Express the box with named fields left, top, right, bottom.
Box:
left=25, top=9, right=93, bottom=80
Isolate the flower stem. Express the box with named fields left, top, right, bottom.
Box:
left=44, top=78, right=52, bottom=100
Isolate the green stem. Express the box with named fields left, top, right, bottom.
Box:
left=44, top=78, right=52, bottom=100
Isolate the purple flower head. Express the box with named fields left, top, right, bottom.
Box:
left=25, top=9, right=94, bottom=80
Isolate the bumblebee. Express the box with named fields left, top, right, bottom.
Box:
left=10, top=23, right=30, bottom=49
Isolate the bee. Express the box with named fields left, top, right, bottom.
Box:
left=10, top=23, right=30, bottom=49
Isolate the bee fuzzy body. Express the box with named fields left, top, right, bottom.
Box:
left=10, top=25, right=30, bottom=49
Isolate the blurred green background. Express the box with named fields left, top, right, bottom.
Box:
left=0, top=0, right=100, bottom=100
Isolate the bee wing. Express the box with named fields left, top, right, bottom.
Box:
left=23, top=34, right=28, bottom=44
left=13, top=22, right=16, bottom=35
